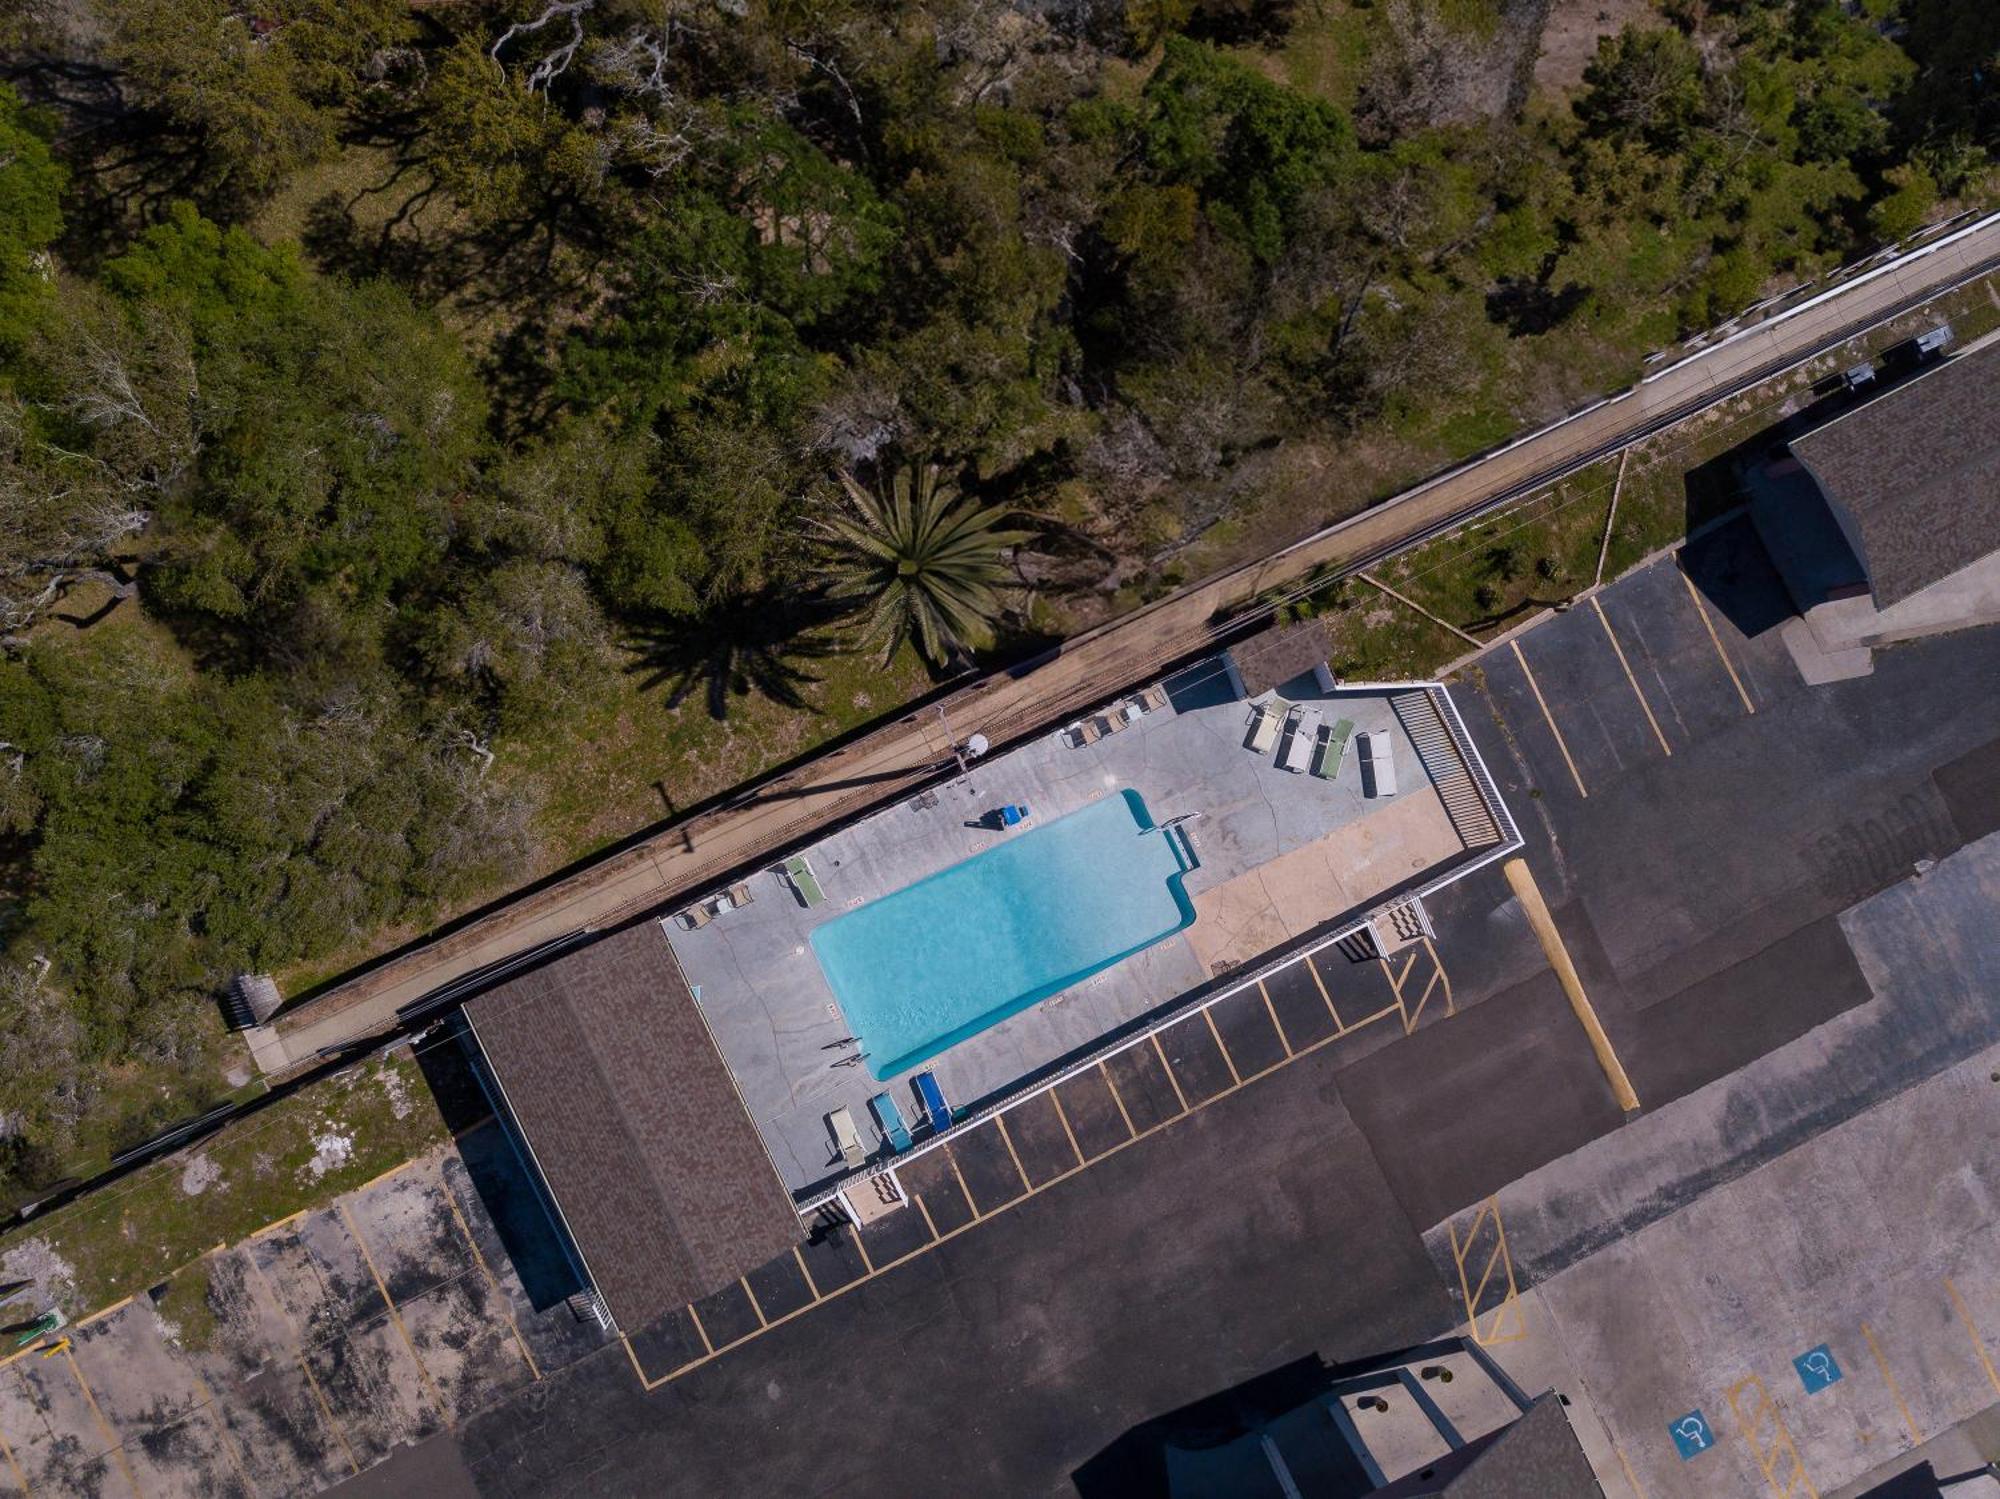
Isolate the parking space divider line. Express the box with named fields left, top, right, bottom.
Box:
left=440, top=1184, right=542, bottom=1380
left=1151, top=1034, right=1191, bottom=1113
left=740, top=1277, right=768, bottom=1329
left=639, top=973, right=1454, bottom=1391
left=1047, top=1090, right=1087, bottom=1167
left=947, top=1149, right=983, bottom=1218
left=61, top=1348, right=139, bottom=1499
left=1861, top=1321, right=1923, bottom=1446
left=1425, top=938, right=1454, bottom=1014
left=246, top=1209, right=308, bottom=1243
left=188, top=1368, right=253, bottom=1494
left=1509, top=639, right=1589, bottom=797
left=1612, top=1438, right=1648, bottom=1499
left=240, top=1252, right=362, bottom=1474
left=337, top=1203, right=449, bottom=1423
left=993, top=1116, right=1033, bottom=1192
left=1590, top=596, right=1672, bottom=755
left=1098, top=1062, right=1138, bottom=1140
left=848, top=1222, right=877, bottom=1275
left=1257, top=982, right=1294, bottom=1057
left=72, top=1297, right=133, bottom=1331
left=1202, top=1008, right=1243, bottom=1086
left=1305, top=957, right=1346, bottom=1030
left=1944, top=1278, right=2000, bottom=1397
left=0, top=1409, right=27, bottom=1495
left=686, top=1301, right=715, bottom=1356
left=1677, top=561, right=1756, bottom=714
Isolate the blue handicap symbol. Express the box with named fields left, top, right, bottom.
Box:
left=1670, top=1409, right=1714, bottom=1460
left=1795, top=1344, right=1843, bottom=1393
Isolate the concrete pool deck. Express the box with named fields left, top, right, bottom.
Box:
left=667, top=661, right=1471, bottom=1194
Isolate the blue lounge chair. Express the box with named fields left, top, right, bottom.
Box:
left=870, top=1093, right=913, bottom=1152
left=914, top=1072, right=952, bottom=1134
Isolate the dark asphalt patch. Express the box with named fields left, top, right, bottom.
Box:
left=1623, top=915, right=1871, bottom=1106
left=1337, top=975, right=1626, bottom=1231
left=1156, top=1013, right=1235, bottom=1102
left=1936, top=736, right=2000, bottom=843
left=1210, top=986, right=1288, bottom=1078
left=1054, top=1068, right=1134, bottom=1160
left=1263, top=964, right=1337, bottom=1050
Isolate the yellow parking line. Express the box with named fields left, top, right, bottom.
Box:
left=993, top=1115, right=1033, bottom=1191
left=1677, top=562, right=1755, bottom=714
left=1046, top=1089, right=1087, bottom=1167
left=948, top=1149, right=983, bottom=1218
left=792, top=1245, right=821, bottom=1300
left=187, top=1368, right=252, bottom=1495
left=1504, top=858, right=1640, bottom=1113
left=1612, top=1439, right=1648, bottom=1499
left=336, top=1203, right=448, bottom=1422
left=1203, top=1007, right=1243, bottom=1086
left=1423, top=938, right=1454, bottom=1014
left=848, top=1217, right=877, bottom=1274
left=1862, top=1321, right=1922, bottom=1446
left=1303, top=955, right=1344, bottom=1029
left=1590, top=596, right=1671, bottom=756
left=1510, top=639, right=1588, bottom=797
left=1257, top=982, right=1294, bottom=1056
left=0, top=1408, right=27, bottom=1496
left=740, top=1277, right=767, bottom=1329
left=1944, top=1278, right=2000, bottom=1397
left=912, top=1193, right=940, bottom=1240
left=61, top=1348, right=139, bottom=1499
left=1098, top=1062, right=1138, bottom=1139
left=440, top=1185, right=541, bottom=1380
left=241, top=1253, right=359, bottom=1474
left=1727, top=1373, right=1819, bottom=1499
left=686, top=1300, right=715, bottom=1356
left=1152, top=1034, right=1191, bottom=1112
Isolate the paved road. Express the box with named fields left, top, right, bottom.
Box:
left=262, top=213, right=2000, bottom=1071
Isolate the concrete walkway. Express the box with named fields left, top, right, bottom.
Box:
left=260, top=214, right=2000, bottom=1073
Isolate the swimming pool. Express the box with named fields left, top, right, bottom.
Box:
left=810, top=790, right=1195, bottom=1080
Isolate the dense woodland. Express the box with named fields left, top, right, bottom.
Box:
left=0, top=0, right=1993, bottom=1190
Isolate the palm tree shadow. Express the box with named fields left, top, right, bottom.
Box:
left=624, top=589, right=856, bottom=721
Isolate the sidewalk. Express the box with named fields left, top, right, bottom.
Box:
left=261, top=215, right=2000, bottom=1073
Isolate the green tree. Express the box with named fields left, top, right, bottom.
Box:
left=816, top=460, right=1031, bottom=666
left=0, top=84, right=65, bottom=349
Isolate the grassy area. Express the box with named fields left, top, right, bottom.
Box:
left=0, top=1052, right=448, bottom=1319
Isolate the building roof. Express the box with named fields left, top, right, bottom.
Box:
left=1230, top=616, right=1337, bottom=697
left=1790, top=340, right=2000, bottom=609
left=465, top=922, right=801, bottom=1331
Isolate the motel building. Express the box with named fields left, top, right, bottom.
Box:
left=460, top=632, right=1519, bottom=1351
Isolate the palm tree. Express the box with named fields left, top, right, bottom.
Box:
left=816, top=460, right=1032, bottom=668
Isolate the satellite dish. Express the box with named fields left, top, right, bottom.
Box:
left=965, top=733, right=990, bottom=759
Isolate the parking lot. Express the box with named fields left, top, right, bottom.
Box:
left=624, top=933, right=1453, bottom=1387
left=0, top=1124, right=612, bottom=1499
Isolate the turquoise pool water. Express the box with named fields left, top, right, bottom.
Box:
left=810, top=790, right=1195, bottom=1080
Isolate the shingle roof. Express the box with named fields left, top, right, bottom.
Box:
left=1230, top=616, right=1337, bottom=697
left=1790, top=340, right=2000, bottom=609
left=465, top=922, right=800, bottom=1331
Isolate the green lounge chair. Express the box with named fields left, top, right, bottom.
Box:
left=1313, top=717, right=1355, bottom=780
left=783, top=854, right=826, bottom=908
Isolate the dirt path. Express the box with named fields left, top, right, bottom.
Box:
left=258, top=214, right=2000, bottom=1072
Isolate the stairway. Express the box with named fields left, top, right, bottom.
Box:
left=1389, top=690, right=1503, bottom=848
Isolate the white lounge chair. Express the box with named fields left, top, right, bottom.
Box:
left=1359, top=730, right=1398, bottom=797
left=1246, top=699, right=1287, bottom=755
left=1279, top=707, right=1321, bottom=773
left=830, top=1106, right=867, bottom=1169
